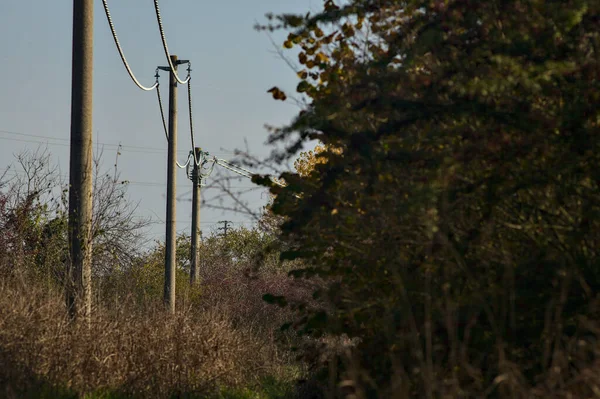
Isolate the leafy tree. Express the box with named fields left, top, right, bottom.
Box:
left=259, top=0, right=600, bottom=397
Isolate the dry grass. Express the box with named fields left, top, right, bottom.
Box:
left=0, top=270, right=299, bottom=398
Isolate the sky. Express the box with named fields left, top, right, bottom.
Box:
left=0, top=0, right=315, bottom=244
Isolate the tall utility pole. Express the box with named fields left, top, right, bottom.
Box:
left=162, top=55, right=178, bottom=313
left=68, top=0, right=94, bottom=322
left=159, top=55, right=189, bottom=313
left=190, top=147, right=202, bottom=285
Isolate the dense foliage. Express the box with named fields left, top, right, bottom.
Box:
left=260, top=0, right=600, bottom=397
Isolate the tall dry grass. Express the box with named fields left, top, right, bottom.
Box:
left=0, top=269, right=300, bottom=398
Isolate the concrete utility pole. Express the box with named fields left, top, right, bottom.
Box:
left=190, top=147, right=202, bottom=285
left=68, top=0, right=94, bottom=322
left=159, top=55, right=189, bottom=313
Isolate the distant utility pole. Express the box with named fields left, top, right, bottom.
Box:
left=68, top=0, right=94, bottom=322
left=190, top=147, right=201, bottom=285
left=218, top=220, right=232, bottom=238
left=159, top=54, right=189, bottom=313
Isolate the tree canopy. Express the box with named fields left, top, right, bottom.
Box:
left=260, top=0, right=600, bottom=396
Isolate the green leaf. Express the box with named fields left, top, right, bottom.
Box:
left=296, top=80, right=311, bottom=93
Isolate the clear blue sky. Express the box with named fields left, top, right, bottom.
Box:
left=0, top=0, right=314, bottom=243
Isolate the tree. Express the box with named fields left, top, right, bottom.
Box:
left=260, top=0, right=600, bottom=397
left=0, top=147, right=151, bottom=293
left=0, top=147, right=67, bottom=278
left=90, top=148, right=151, bottom=277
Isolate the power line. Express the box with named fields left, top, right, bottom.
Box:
left=143, top=219, right=254, bottom=225
left=100, top=0, right=198, bottom=165
left=151, top=1, right=202, bottom=185
left=100, top=0, right=204, bottom=186
left=0, top=167, right=261, bottom=190
left=153, top=0, right=190, bottom=85
left=155, top=66, right=197, bottom=169
left=156, top=80, right=170, bottom=142
left=0, top=136, right=71, bottom=148
left=101, top=0, right=159, bottom=91
left=0, top=129, right=160, bottom=152
left=186, top=78, right=200, bottom=166
left=0, top=129, right=231, bottom=156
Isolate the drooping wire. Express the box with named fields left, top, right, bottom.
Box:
left=153, top=0, right=191, bottom=85
left=185, top=64, right=202, bottom=167
left=155, top=69, right=169, bottom=141
left=200, top=158, right=217, bottom=178
left=155, top=68, right=197, bottom=168
left=101, top=0, right=159, bottom=91
left=176, top=152, right=192, bottom=169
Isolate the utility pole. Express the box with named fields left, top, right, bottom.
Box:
left=190, top=147, right=201, bottom=285
left=218, top=220, right=232, bottom=238
left=68, top=0, right=94, bottom=322
left=159, top=55, right=188, bottom=313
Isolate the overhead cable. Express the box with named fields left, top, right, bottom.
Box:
left=215, top=159, right=253, bottom=179
left=176, top=152, right=192, bottom=169
left=155, top=72, right=170, bottom=141
left=216, top=158, right=285, bottom=187
left=200, top=158, right=217, bottom=178
left=101, top=0, right=159, bottom=91
left=153, top=0, right=191, bottom=85
left=181, top=153, right=299, bottom=197
left=217, top=159, right=256, bottom=177
left=187, top=75, right=201, bottom=167
left=155, top=70, right=197, bottom=168
left=214, top=158, right=294, bottom=194
left=0, top=129, right=227, bottom=155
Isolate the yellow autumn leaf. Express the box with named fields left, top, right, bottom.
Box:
left=316, top=52, right=330, bottom=63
